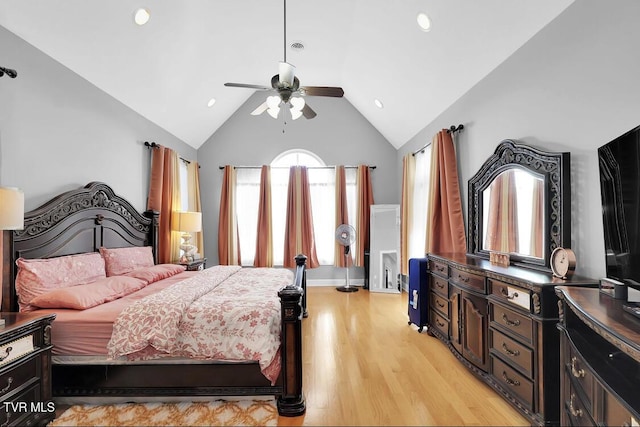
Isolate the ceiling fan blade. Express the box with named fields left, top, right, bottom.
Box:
left=301, top=103, right=317, bottom=119
left=224, top=82, right=271, bottom=90
left=300, top=86, right=344, bottom=97
left=251, top=101, right=269, bottom=116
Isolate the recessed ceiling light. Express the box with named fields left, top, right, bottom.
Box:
left=374, top=99, right=384, bottom=109
left=207, top=98, right=216, bottom=107
left=417, top=12, right=431, bottom=32
left=134, top=8, right=150, bottom=26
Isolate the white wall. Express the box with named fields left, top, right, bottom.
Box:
left=398, top=0, right=640, bottom=280
left=0, top=25, right=195, bottom=212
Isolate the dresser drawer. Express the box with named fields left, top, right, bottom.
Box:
left=565, top=378, right=596, bottom=426
left=0, top=335, right=34, bottom=368
left=566, top=342, right=593, bottom=413
left=431, top=275, right=448, bottom=298
left=0, top=382, right=40, bottom=427
left=604, top=388, right=637, bottom=427
left=489, top=279, right=531, bottom=311
left=430, top=291, right=449, bottom=318
left=430, top=310, right=449, bottom=337
left=0, top=357, right=38, bottom=400
left=491, top=355, right=534, bottom=410
left=490, top=303, right=533, bottom=346
left=450, top=267, right=485, bottom=292
left=490, top=329, right=533, bottom=379
left=429, top=260, right=448, bottom=277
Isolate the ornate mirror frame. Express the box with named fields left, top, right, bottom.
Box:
left=468, top=139, right=571, bottom=271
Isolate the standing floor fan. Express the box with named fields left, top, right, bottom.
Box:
left=335, top=224, right=358, bottom=293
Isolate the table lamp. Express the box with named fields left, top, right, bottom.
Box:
left=0, top=187, right=24, bottom=230
left=172, top=211, right=202, bottom=262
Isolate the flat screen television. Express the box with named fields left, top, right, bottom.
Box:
left=598, top=124, right=640, bottom=287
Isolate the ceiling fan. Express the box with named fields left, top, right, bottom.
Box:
left=224, top=0, right=344, bottom=120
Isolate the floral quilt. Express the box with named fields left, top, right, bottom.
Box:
left=106, top=265, right=294, bottom=384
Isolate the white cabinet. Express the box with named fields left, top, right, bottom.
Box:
left=369, top=204, right=400, bottom=293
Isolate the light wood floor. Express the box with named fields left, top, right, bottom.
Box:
left=278, top=287, right=529, bottom=426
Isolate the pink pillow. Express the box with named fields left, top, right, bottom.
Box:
left=124, top=264, right=186, bottom=284
left=99, top=246, right=155, bottom=276
left=30, top=276, right=147, bottom=310
left=16, top=253, right=106, bottom=312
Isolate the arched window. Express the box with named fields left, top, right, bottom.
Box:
left=235, top=149, right=356, bottom=266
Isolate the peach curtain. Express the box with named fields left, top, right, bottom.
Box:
left=187, top=161, right=204, bottom=259
left=334, top=166, right=352, bottom=267
left=254, top=165, right=274, bottom=267
left=355, top=165, right=374, bottom=267
left=426, top=130, right=467, bottom=254
left=147, top=145, right=181, bottom=263
left=218, top=165, right=241, bottom=265
left=284, top=166, right=319, bottom=268
left=530, top=178, right=544, bottom=258
left=484, top=170, right=519, bottom=253
left=400, top=154, right=416, bottom=275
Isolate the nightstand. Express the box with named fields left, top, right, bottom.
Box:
left=0, top=313, right=56, bottom=427
left=180, top=258, right=207, bottom=271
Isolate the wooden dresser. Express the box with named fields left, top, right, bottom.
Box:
left=426, top=252, right=597, bottom=426
left=556, top=286, right=640, bottom=426
left=0, top=313, right=56, bottom=427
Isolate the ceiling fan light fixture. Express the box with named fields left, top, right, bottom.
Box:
left=291, top=108, right=303, bottom=120
left=267, top=107, right=280, bottom=119
left=266, top=95, right=282, bottom=110
left=278, top=62, right=296, bottom=88
left=417, top=12, right=432, bottom=32
left=134, top=8, right=150, bottom=26
left=290, top=96, right=305, bottom=111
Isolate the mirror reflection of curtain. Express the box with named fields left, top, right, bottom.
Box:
left=400, top=154, right=415, bottom=275
left=426, top=130, right=466, bottom=253
left=254, top=166, right=273, bottom=267
left=218, top=165, right=241, bottom=265
left=284, top=166, right=319, bottom=268
left=147, top=145, right=181, bottom=263
left=355, top=165, right=374, bottom=267
left=529, top=178, right=544, bottom=258
left=485, top=170, right=519, bottom=253
left=186, top=162, right=204, bottom=259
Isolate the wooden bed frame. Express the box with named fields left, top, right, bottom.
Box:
left=1, top=182, right=306, bottom=416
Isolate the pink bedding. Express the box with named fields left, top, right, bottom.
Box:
left=107, top=266, right=294, bottom=384
left=35, top=271, right=199, bottom=355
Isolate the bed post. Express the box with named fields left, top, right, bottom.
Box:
left=277, top=254, right=306, bottom=416
left=144, top=210, right=160, bottom=264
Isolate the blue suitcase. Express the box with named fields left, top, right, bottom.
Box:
left=407, top=258, right=429, bottom=332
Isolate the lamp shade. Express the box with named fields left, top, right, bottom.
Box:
left=0, top=187, right=24, bottom=230
left=172, top=211, right=202, bottom=232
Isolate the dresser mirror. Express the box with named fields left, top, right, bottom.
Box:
left=468, top=139, right=571, bottom=271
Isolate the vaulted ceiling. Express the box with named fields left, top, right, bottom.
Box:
left=0, top=0, right=573, bottom=149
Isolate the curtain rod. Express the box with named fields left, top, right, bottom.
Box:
left=412, top=124, right=464, bottom=156
left=144, top=141, right=194, bottom=165
left=218, top=165, right=377, bottom=170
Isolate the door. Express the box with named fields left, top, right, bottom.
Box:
left=462, top=290, right=489, bottom=372
left=450, top=285, right=462, bottom=354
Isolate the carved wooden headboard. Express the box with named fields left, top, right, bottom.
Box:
left=1, top=182, right=159, bottom=312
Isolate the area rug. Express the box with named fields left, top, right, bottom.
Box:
left=49, top=399, right=278, bottom=427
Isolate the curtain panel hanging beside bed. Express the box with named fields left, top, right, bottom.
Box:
left=218, top=165, right=241, bottom=265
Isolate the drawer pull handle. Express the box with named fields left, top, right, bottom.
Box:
left=0, top=346, right=13, bottom=362
left=500, top=289, right=519, bottom=300
left=502, top=343, right=520, bottom=357
left=436, top=281, right=445, bottom=289
left=458, top=275, right=469, bottom=283
left=1, top=412, right=10, bottom=427
left=436, top=319, right=445, bottom=328
left=437, top=300, right=446, bottom=308
left=569, top=393, right=583, bottom=418
left=0, top=377, right=13, bottom=394
left=502, top=371, right=520, bottom=387
left=436, top=265, right=445, bottom=273
left=501, top=313, right=521, bottom=327
left=570, top=356, right=585, bottom=378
